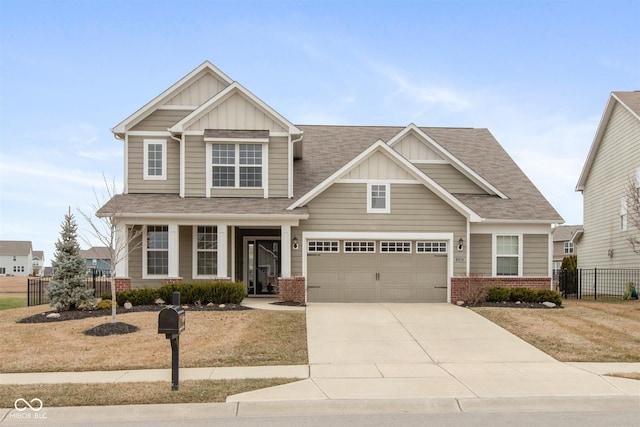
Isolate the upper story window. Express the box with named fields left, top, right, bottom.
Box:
left=367, top=183, right=390, bottom=213
left=564, top=241, right=574, bottom=254
left=620, top=197, right=628, bottom=231
left=143, top=139, right=167, bottom=180
left=212, top=143, right=263, bottom=188
left=496, top=235, right=519, bottom=276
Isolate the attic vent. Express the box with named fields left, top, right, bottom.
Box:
left=204, top=129, right=269, bottom=139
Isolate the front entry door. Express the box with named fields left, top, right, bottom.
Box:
left=246, top=240, right=280, bottom=296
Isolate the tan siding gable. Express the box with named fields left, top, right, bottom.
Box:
left=185, top=92, right=287, bottom=132
left=580, top=101, right=640, bottom=268
left=165, top=72, right=229, bottom=106
left=131, top=109, right=192, bottom=132
left=341, top=151, right=416, bottom=180
left=418, top=164, right=487, bottom=194
left=393, top=133, right=445, bottom=161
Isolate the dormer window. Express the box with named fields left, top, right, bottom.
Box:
left=212, top=143, right=263, bottom=188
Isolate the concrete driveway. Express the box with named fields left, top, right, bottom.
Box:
left=229, top=303, right=638, bottom=402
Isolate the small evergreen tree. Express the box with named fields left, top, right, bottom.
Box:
left=560, top=254, right=577, bottom=271
left=47, top=209, right=96, bottom=311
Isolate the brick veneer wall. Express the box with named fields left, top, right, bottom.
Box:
left=451, top=276, right=552, bottom=304
left=114, top=277, right=131, bottom=292
left=278, top=276, right=306, bottom=305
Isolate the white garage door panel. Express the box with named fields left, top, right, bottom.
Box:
left=307, top=241, right=448, bottom=303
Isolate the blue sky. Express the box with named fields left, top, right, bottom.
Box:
left=1, top=0, right=639, bottom=265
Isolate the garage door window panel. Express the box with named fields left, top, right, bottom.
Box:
left=308, top=241, right=339, bottom=253
left=380, top=241, right=412, bottom=253
left=344, top=241, right=376, bottom=253
left=417, top=241, right=447, bottom=253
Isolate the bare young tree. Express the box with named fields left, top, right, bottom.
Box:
left=625, top=173, right=640, bottom=254
left=79, top=175, right=142, bottom=323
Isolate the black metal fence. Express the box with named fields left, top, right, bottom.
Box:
left=559, top=268, right=640, bottom=300
left=27, top=272, right=112, bottom=306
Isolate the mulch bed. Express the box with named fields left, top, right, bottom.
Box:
left=464, top=301, right=562, bottom=309
left=17, top=303, right=251, bottom=324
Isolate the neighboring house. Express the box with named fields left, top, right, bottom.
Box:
left=576, top=91, right=640, bottom=269
left=98, top=61, right=563, bottom=303
left=32, top=250, right=45, bottom=277
left=551, top=225, right=582, bottom=285
left=80, top=246, right=112, bottom=275
left=0, top=240, right=33, bottom=277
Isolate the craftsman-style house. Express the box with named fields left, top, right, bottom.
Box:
left=99, top=61, right=563, bottom=303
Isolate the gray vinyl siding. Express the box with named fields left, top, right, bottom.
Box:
left=185, top=135, right=207, bottom=197
left=131, top=109, right=191, bottom=132
left=523, top=234, right=549, bottom=276
left=418, top=164, right=486, bottom=194
left=470, top=234, right=492, bottom=275
left=127, top=136, right=180, bottom=194
left=580, top=102, right=640, bottom=269
left=268, top=136, right=289, bottom=197
left=291, top=183, right=467, bottom=276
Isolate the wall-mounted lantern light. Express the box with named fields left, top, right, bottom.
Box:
left=457, top=238, right=464, bottom=251
left=292, top=236, right=299, bottom=250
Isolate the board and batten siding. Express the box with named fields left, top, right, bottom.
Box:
left=185, top=92, right=287, bottom=133
left=580, top=101, right=640, bottom=269
left=291, top=182, right=467, bottom=276
left=127, top=136, right=180, bottom=194
left=418, top=164, right=486, bottom=194
left=342, top=151, right=415, bottom=180
left=523, top=234, right=549, bottom=276
left=164, top=73, right=229, bottom=107
left=469, top=234, right=492, bottom=276
left=393, top=133, right=445, bottom=161
left=130, top=109, right=192, bottom=132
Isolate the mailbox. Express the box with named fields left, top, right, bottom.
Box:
left=158, top=305, right=185, bottom=336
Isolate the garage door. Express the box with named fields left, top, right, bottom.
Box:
left=307, top=240, right=448, bottom=302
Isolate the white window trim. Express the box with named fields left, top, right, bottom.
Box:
left=208, top=143, right=265, bottom=190
left=192, top=226, right=219, bottom=279
left=142, top=225, right=169, bottom=279
left=563, top=241, right=574, bottom=254
left=367, top=182, right=390, bottom=214
left=143, top=139, right=167, bottom=180
left=492, top=234, right=523, bottom=277
left=620, top=196, right=628, bottom=231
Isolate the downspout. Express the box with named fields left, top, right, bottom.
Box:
left=113, top=133, right=128, bottom=194
left=168, top=131, right=184, bottom=198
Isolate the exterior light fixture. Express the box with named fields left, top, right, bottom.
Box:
left=292, top=237, right=299, bottom=250
left=457, top=238, right=464, bottom=251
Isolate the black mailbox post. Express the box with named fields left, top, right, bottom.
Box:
left=158, top=291, right=185, bottom=390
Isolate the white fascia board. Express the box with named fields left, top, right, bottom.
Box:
left=576, top=93, right=618, bottom=192
left=476, top=218, right=564, bottom=225
left=288, top=140, right=481, bottom=221
left=303, top=231, right=453, bottom=241
left=111, top=213, right=308, bottom=225
left=388, top=124, right=507, bottom=199
left=471, top=222, right=552, bottom=234
left=127, top=131, right=173, bottom=137
left=169, top=82, right=302, bottom=135
left=204, top=137, right=269, bottom=143
left=111, top=61, right=233, bottom=135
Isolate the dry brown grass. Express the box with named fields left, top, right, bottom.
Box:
left=0, top=276, right=28, bottom=296
left=0, top=305, right=307, bottom=373
left=0, top=378, right=297, bottom=408
left=471, top=300, right=640, bottom=362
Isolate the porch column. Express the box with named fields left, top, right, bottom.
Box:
left=217, top=224, right=228, bottom=278
left=114, top=221, right=127, bottom=277
left=281, top=225, right=291, bottom=277
left=168, top=223, right=179, bottom=278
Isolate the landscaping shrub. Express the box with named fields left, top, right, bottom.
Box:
left=484, top=287, right=562, bottom=306
left=115, top=288, right=159, bottom=306
left=96, top=299, right=113, bottom=310
left=158, top=281, right=245, bottom=305
left=486, top=287, right=511, bottom=302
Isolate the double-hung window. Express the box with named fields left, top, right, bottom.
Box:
left=564, top=241, right=574, bottom=254
left=143, top=139, right=167, bottom=180
left=195, top=226, right=217, bottom=276
left=496, top=235, right=519, bottom=276
left=146, top=225, right=168, bottom=276
left=367, top=182, right=390, bottom=213
left=212, top=144, right=263, bottom=188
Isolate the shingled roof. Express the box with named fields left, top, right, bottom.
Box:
left=99, top=124, right=561, bottom=223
